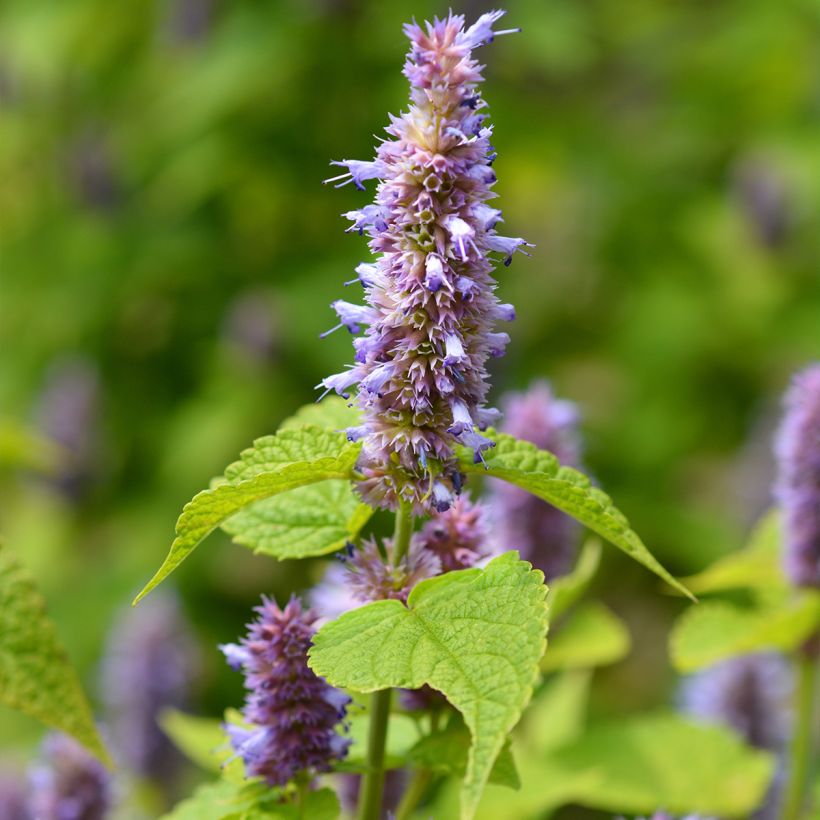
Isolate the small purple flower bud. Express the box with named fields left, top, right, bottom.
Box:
left=324, top=159, right=386, bottom=190
left=322, top=11, right=526, bottom=514
left=28, top=733, right=112, bottom=820
left=489, top=381, right=582, bottom=579
left=222, top=596, right=351, bottom=787
left=774, top=364, right=820, bottom=587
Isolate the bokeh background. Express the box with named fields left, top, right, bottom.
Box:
left=1, top=0, right=818, bottom=812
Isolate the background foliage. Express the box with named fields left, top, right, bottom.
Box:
left=1, top=0, right=818, bottom=812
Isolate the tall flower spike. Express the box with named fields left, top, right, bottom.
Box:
left=220, top=596, right=350, bottom=787
left=774, top=363, right=820, bottom=587
left=489, top=380, right=582, bottom=579
left=321, top=11, right=528, bottom=513
left=28, top=733, right=112, bottom=820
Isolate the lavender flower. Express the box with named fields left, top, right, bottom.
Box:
left=320, top=11, right=528, bottom=514
left=342, top=538, right=441, bottom=604
left=681, top=653, right=790, bottom=820
left=414, top=493, right=492, bottom=572
left=220, top=596, right=350, bottom=787
left=0, top=766, right=30, bottom=820
left=28, top=733, right=112, bottom=820
left=774, top=363, right=820, bottom=587
left=489, top=380, right=582, bottom=579
left=100, top=590, right=199, bottom=784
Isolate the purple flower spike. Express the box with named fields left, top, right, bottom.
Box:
left=775, top=363, right=820, bottom=587
left=489, top=381, right=582, bottom=579
left=322, top=11, right=527, bottom=513
left=28, top=733, right=112, bottom=820
left=221, top=596, right=350, bottom=787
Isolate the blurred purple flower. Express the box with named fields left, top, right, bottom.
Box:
left=220, top=596, right=350, bottom=786
left=489, top=380, right=582, bottom=579
left=34, top=356, right=101, bottom=498
left=28, top=734, right=112, bottom=820
left=222, top=289, right=281, bottom=366
left=0, top=766, right=31, bottom=820
left=342, top=538, right=440, bottom=605
left=100, top=590, right=199, bottom=785
left=414, top=493, right=492, bottom=572
left=320, top=11, right=527, bottom=513
left=681, top=652, right=790, bottom=820
left=775, top=363, right=820, bottom=587
left=338, top=769, right=407, bottom=817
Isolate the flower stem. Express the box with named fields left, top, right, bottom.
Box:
left=392, top=502, right=414, bottom=567
left=358, top=688, right=392, bottom=820
left=395, top=768, right=433, bottom=820
left=782, top=642, right=819, bottom=820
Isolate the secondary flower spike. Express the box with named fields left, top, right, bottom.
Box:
left=321, top=10, right=529, bottom=513
left=220, top=596, right=350, bottom=787
left=775, top=363, right=820, bottom=587
left=489, top=380, right=582, bottom=579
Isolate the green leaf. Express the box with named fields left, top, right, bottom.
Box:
left=0, top=541, right=109, bottom=764
left=162, top=779, right=340, bottom=820
left=521, top=670, right=591, bottom=755
left=547, top=538, right=601, bottom=619
left=459, top=433, right=693, bottom=600
left=541, top=602, right=631, bottom=672
left=338, top=710, right=422, bottom=772
left=407, top=721, right=521, bottom=789
left=308, top=552, right=548, bottom=819
left=546, top=712, right=775, bottom=816
left=222, top=481, right=372, bottom=559
left=679, top=509, right=784, bottom=596
left=135, top=427, right=361, bottom=604
left=279, top=396, right=361, bottom=432
left=670, top=593, right=820, bottom=672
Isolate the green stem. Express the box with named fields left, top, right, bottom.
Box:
left=392, top=502, right=414, bottom=567
left=782, top=644, right=819, bottom=820
left=358, top=688, right=393, bottom=820
left=395, top=768, right=433, bottom=820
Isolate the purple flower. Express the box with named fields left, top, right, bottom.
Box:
left=321, top=11, right=528, bottom=514
left=680, top=653, right=790, bottom=820
left=414, top=493, right=492, bottom=572
left=0, top=766, right=31, bottom=820
left=220, top=596, right=350, bottom=787
left=338, top=769, right=407, bottom=817
left=342, top=538, right=441, bottom=605
left=99, top=590, right=200, bottom=784
left=28, top=733, right=112, bottom=820
left=489, top=380, right=583, bottom=579
left=774, top=363, right=820, bottom=588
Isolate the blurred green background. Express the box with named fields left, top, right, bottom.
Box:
left=1, top=0, right=818, bottom=801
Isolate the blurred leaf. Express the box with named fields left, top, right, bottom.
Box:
left=0, top=541, right=109, bottom=764
left=547, top=712, right=774, bottom=817
left=670, top=593, right=820, bottom=672
left=407, top=719, right=520, bottom=789
left=0, top=419, right=63, bottom=474
left=162, top=779, right=249, bottom=820
left=522, top=670, right=591, bottom=756
left=309, top=552, right=548, bottom=820
left=338, top=710, right=421, bottom=772
left=541, top=602, right=630, bottom=672
left=547, top=538, right=601, bottom=618
left=135, top=427, right=362, bottom=603
left=160, top=708, right=247, bottom=783
left=679, top=509, right=784, bottom=596
left=460, top=434, right=693, bottom=600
